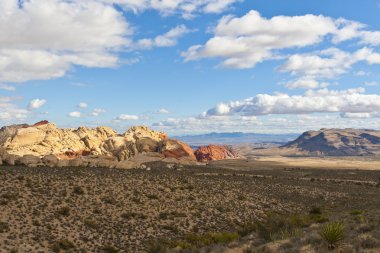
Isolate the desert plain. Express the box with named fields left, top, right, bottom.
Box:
left=1, top=156, right=380, bottom=253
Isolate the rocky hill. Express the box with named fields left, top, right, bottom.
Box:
left=282, top=128, right=380, bottom=156
left=0, top=121, right=242, bottom=168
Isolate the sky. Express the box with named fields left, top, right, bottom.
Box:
left=1, top=0, right=380, bottom=135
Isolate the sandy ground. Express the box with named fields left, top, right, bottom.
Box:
left=209, top=156, right=380, bottom=171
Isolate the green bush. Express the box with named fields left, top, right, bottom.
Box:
left=320, top=222, right=345, bottom=250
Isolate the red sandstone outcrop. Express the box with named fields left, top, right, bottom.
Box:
left=194, top=145, right=241, bottom=162
left=159, top=139, right=196, bottom=160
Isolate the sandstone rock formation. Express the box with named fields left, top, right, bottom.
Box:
left=194, top=145, right=241, bottom=162
left=159, top=139, right=196, bottom=160
left=0, top=121, right=200, bottom=168
left=282, top=128, right=380, bottom=156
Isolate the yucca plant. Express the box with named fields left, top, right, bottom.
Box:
left=320, top=222, right=345, bottom=250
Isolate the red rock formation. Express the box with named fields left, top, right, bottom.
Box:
left=159, top=139, right=196, bottom=160
left=56, top=150, right=91, bottom=160
left=32, top=120, right=49, bottom=127
left=194, top=145, right=240, bottom=162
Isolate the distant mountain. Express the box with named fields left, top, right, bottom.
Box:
left=282, top=128, right=380, bottom=156
left=175, top=132, right=299, bottom=146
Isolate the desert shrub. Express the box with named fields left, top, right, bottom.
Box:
left=309, top=206, right=322, bottom=215
left=183, top=232, right=239, bottom=247
left=102, top=244, right=119, bottom=253
left=101, top=196, right=117, bottom=205
left=52, top=239, right=75, bottom=252
left=350, top=210, right=365, bottom=216
left=237, top=221, right=256, bottom=237
left=84, top=218, right=99, bottom=229
left=0, top=221, right=9, bottom=233
left=73, top=186, right=84, bottom=195
left=146, top=241, right=168, bottom=253
left=320, top=222, right=345, bottom=250
left=56, top=206, right=70, bottom=217
left=255, top=213, right=310, bottom=241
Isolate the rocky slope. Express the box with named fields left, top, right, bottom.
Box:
left=0, top=121, right=199, bottom=168
left=194, top=145, right=241, bottom=162
left=282, top=128, right=380, bottom=156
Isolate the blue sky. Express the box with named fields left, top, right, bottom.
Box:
left=1, top=0, right=380, bottom=135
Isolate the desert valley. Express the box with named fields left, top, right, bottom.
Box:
left=1, top=121, right=380, bottom=252
left=1, top=0, right=380, bottom=252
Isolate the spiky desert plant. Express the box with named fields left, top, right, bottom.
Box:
left=320, top=222, right=345, bottom=250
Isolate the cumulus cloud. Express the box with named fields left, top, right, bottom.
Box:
left=28, top=99, right=47, bottom=110
left=0, top=96, right=28, bottom=121
left=0, top=0, right=130, bottom=83
left=203, top=88, right=380, bottom=117
left=136, top=25, right=192, bottom=49
left=90, top=108, right=106, bottom=116
left=158, top=108, right=170, bottom=114
left=182, top=10, right=338, bottom=68
left=78, top=102, right=88, bottom=109
left=182, top=10, right=380, bottom=69
left=115, top=114, right=139, bottom=120
left=68, top=111, right=81, bottom=118
left=280, top=47, right=380, bottom=79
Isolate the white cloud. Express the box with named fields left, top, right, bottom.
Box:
left=364, top=81, right=379, bottom=86
left=340, top=112, right=374, bottom=118
left=115, top=114, right=139, bottom=120
left=284, top=78, right=330, bottom=90
left=101, top=0, right=242, bottom=17
left=0, top=84, right=15, bottom=91
left=136, top=25, right=192, bottom=49
left=28, top=99, right=47, bottom=110
left=153, top=115, right=262, bottom=134
left=68, top=111, right=81, bottom=118
left=0, top=96, right=28, bottom=121
left=0, top=0, right=131, bottom=83
left=78, top=102, right=88, bottom=109
left=158, top=108, right=170, bottom=114
left=182, top=10, right=380, bottom=69
left=182, top=10, right=337, bottom=68
left=203, top=88, right=380, bottom=117
left=90, top=108, right=106, bottom=116
left=280, top=48, right=380, bottom=79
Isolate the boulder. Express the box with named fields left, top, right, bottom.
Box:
left=42, top=155, right=59, bottom=167
left=18, top=155, right=42, bottom=167
left=194, top=145, right=241, bottom=162
left=136, top=138, right=159, bottom=153
left=159, top=139, right=196, bottom=160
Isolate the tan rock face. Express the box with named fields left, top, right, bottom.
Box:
left=159, top=139, right=196, bottom=160
left=124, top=126, right=167, bottom=142
left=194, top=145, right=241, bottom=162
left=0, top=121, right=180, bottom=167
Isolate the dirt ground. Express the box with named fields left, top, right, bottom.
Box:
left=1, top=159, right=380, bottom=252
